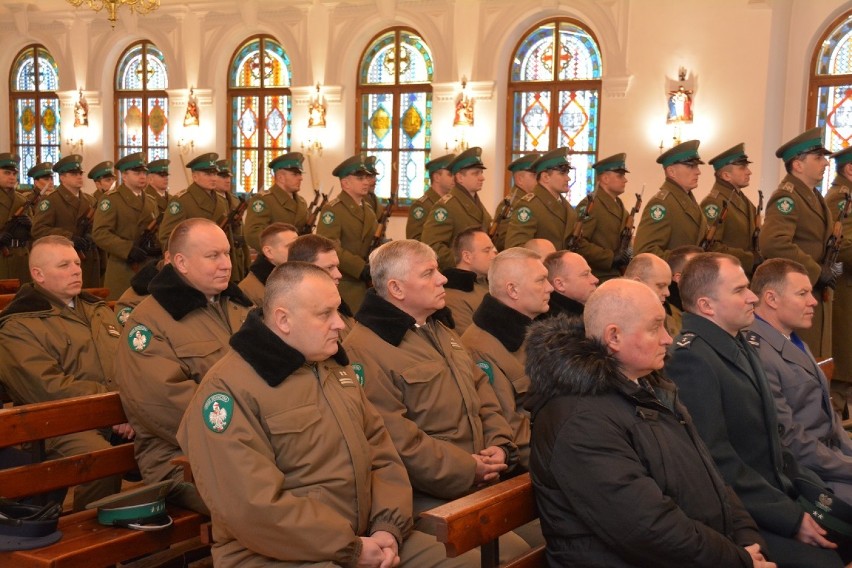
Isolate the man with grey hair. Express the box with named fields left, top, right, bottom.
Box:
left=461, top=247, right=553, bottom=470
left=542, top=250, right=598, bottom=318
left=179, top=262, right=462, bottom=568
left=524, top=279, right=773, bottom=567
left=343, top=239, right=532, bottom=562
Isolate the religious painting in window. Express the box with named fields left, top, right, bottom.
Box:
left=115, top=41, right=169, bottom=163
left=357, top=27, right=433, bottom=206
left=10, top=45, right=61, bottom=187
left=227, top=35, right=292, bottom=195
left=507, top=19, right=602, bottom=205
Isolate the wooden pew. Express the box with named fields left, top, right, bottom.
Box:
left=419, top=473, right=544, bottom=568
left=0, top=278, right=20, bottom=293
left=818, top=357, right=834, bottom=381
left=0, top=392, right=208, bottom=568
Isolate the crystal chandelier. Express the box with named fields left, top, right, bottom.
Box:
left=66, top=0, right=160, bottom=27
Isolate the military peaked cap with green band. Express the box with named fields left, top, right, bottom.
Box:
left=115, top=152, right=148, bottom=172
left=448, top=147, right=486, bottom=174
left=216, top=159, right=232, bottom=177
left=532, top=147, right=571, bottom=174
left=332, top=154, right=370, bottom=178
left=53, top=154, right=84, bottom=174
left=87, top=480, right=173, bottom=531
left=657, top=140, right=704, bottom=167
left=269, top=152, right=304, bottom=172
left=593, top=153, right=629, bottom=174
left=364, top=155, right=379, bottom=176
left=88, top=161, right=116, bottom=180
left=147, top=159, right=170, bottom=174
left=709, top=143, right=752, bottom=171
left=0, top=153, right=20, bottom=172
left=27, top=162, right=53, bottom=179
left=776, top=127, right=830, bottom=163
left=831, top=145, right=852, bottom=166
left=426, top=153, right=455, bottom=174
left=508, top=154, right=538, bottom=173
left=185, top=152, right=219, bottom=172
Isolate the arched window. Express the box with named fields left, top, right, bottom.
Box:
left=228, top=35, right=292, bottom=194
left=115, top=41, right=169, bottom=161
left=356, top=28, right=433, bottom=205
left=808, top=11, right=852, bottom=192
left=507, top=19, right=602, bottom=205
left=9, top=45, right=60, bottom=186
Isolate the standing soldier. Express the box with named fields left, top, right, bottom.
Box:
left=89, top=161, right=117, bottom=287
left=406, top=153, right=455, bottom=241
left=575, top=153, right=631, bottom=282
left=635, top=140, right=707, bottom=259
left=0, top=153, right=32, bottom=282
left=27, top=162, right=54, bottom=195
left=364, top=154, right=380, bottom=212
left=760, top=127, right=834, bottom=360
left=92, top=152, right=160, bottom=301
left=215, top=159, right=250, bottom=283
left=244, top=152, right=309, bottom=250
left=31, top=155, right=100, bottom=288
left=504, top=147, right=577, bottom=251
left=145, top=159, right=170, bottom=214
left=492, top=154, right=538, bottom=251
left=422, top=147, right=492, bottom=269
left=316, top=154, right=377, bottom=311
left=158, top=153, right=226, bottom=251
left=701, top=144, right=760, bottom=274
left=823, top=146, right=852, bottom=406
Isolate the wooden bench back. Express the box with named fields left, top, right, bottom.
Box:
left=818, top=358, right=834, bottom=381
left=0, top=278, right=20, bottom=294
left=0, top=392, right=136, bottom=500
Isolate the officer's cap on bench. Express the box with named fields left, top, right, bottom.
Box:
left=0, top=499, right=62, bottom=551
left=86, top=480, right=173, bottom=532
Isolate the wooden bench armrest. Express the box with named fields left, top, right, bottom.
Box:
left=818, top=357, right=835, bottom=382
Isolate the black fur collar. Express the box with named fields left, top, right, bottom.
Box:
left=149, top=264, right=253, bottom=321
left=546, top=291, right=585, bottom=318
left=249, top=255, right=276, bottom=285
left=130, top=259, right=161, bottom=295
left=472, top=293, right=531, bottom=353
left=338, top=299, right=353, bottom=318
left=0, top=283, right=100, bottom=319
left=668, top=282, right=683, bottom=311
left=230, top=308, right=349, bottom=387
left=355, top=289, right=455, bottom=346
left=442, top=268, right=477, bottom=292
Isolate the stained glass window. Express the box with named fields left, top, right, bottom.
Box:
left=10, top=45, right=60, bottom=187
left=357, top=28, right=433, bottom=205
left=115, top=41, right=169, bottom=163
left=228, top=35, right=292, bottom=194
left=508, top=19, right=602, bottom=205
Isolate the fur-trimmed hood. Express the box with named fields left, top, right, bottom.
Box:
left=149, top=263, right=253, bottom=321
left=354, top=288, right=455, bottom=346
left=471, top=293, right=531, bottom=353
left=230, top=307, right=348, bottom=387
left=0, top=283, right=101, bottom=321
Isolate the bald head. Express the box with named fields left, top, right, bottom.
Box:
left=544, top=250, right=598, bottom=304
left=585, top=279, right=659, bottom=339
left=523, top=238, right=557, bottom=259
left=489, top=247, right=552, bottom=318
left=625, top=253, right=671, bottom=303
left=29, top=236, right=83, bottom=304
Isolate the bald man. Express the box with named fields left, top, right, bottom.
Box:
left=525, top=279, right=772, bottom=568
left=625, top=253, right=680, bottom=336
left=523, top=238, right=557, bottom=259
left=543, top=250, right=599, bottom=318
left=115, top=219, right=253, bottom=513
left=0, top=236, right=128, bottom=510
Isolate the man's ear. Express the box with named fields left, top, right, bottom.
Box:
left=387, top=278, right=405, bottom=301
left=602, top=323, right=621, bottom=353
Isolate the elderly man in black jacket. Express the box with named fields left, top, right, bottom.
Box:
left=526, top=278, right=774, bottom=568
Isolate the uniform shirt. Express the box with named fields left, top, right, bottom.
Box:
left=574, top=187, right=627, bottom=282
left=442, top=268, right=488, bottom=336
left=178, top=310, right=412, bottom=568
left=421, top=185, right=492, bottom=270
left=343, top=290, right=517, bottom=501
left=504, top=184, right=576, bottom=251
left=244, top=184, right=308, bottom=251
left=700, top=179, right=758, bottom=271
left=158, top=183, right=229, bottom=251
left=635, top=179, right=708, bottom=260
left=406, top=187, right=441, bottom=241
left=826, top=179, right=852, bottom=383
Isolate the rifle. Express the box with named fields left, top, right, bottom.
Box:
left=1, top=187, right=40, bottom=257
left=370, top=193, right=396, bottom=252
left=129, top=212, right=164, bottom=272
left=821, top=192, right=852, bottom=300
left=487, top=193, right=513, bottom=240
left=219, top=195, right=248, bottom=231
left=566, top=193, right=595, bottom=251
left=700, top=199, right=729, bottom=251
left=301, top=186, right=334, bottom=235
left=752, top=189, right=764, bottom=258
left=74, top=206, right=96, bottom=261
left=616, top=186, right=644, bottom=275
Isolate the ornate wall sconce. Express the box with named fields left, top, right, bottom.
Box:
left=661, top=67, right=695, bottom=151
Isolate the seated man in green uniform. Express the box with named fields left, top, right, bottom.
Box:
left=442, top=227, right=495, bottom=335
left=238, top=222, right=298, bottom=306
left=542, top=250, right=598, bottom=319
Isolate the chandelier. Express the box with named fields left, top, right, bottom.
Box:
left=66, top=0, right=160, bottom=26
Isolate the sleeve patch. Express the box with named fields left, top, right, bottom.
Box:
left=477, top=361, right=494, bottom=384
left=203, top=393, right=233, bottom=433
left=127, top=324, right=152, bottom=352
left=433, top=207, right=449, bottom=223
left=649, top=204, right=666, bottom=222
left=775, top=196, right=795, bottom=215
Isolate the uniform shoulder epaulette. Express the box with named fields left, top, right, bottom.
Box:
left=105, top=188, right=119, bottom=195
left=780, top=181, right=795, bottom=193
left=171, top=189, right=187, bottom=198
left=521, top=192, right=536, bottom=202
left=708, top=188, right=720, bottom=199
left=253, top=190, right=270, bottom=198
left=438, top=194, right=454, bottom=204
left=674, top=332, right=696, bottom=349
left=743, top=331, right=760, bottom=349
left=328, top=197, right=342, bottom=207
left=653, top=189, right=669, bottom=201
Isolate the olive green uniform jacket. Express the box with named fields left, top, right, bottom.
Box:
left=244, top=184, right=308, bottom=251
left=505, top=184, right=576, bottom=251
left=406, top=187, right=441, bottom=241
left=0, top=187, right=31, bottom=282
left=460, top=294, right=532, bottom=470
left=93, top=184, right=160, bottom=300
left=32, top=185, right=100, bottom=288
left=223, top=192, right=251, bottom=284
left=114, top=264, right=252, bottom=511
left=574, top=187, right=627, bottom=282
left=635, top=179, right=708, bottom=260
left=113, top=259, right=160, bottom=328
left=422, top=185, right=491, bottom=270
left=826, top=178, right=852, bottom=382
left=700, top=180, right=758, bottom=272
left=343, top=291, right=517, bottom=505
left=158, top=183, right=228, bottom=251
left=178, top=310, right=414, bottom=568
left=316, top=191, right=377, bottom=311
left=491, top=188, right=523, bottom=251
left=442, top=268, right=488, bottom=336
left=145, top=185, right=168, bottom=214
left=760, top=174, right=833, bottom=358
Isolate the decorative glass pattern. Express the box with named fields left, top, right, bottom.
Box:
left=228, top=36, right=292, bottom=194
left=10, top=45, right=61, bottom=186
left=116, top=41, right=169, bottom=162
left=357, top=28, right=433, bottom=204
left=509, top=20, right=602, bottom=205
